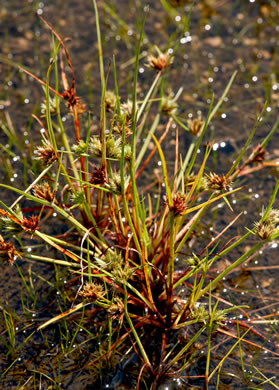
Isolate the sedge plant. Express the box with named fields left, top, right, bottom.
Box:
left=1, top=2, right=279, bottom=388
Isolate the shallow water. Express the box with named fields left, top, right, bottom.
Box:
left=1, top=0, right=279, bottom=388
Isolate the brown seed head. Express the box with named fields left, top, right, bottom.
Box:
left=166, top=193, right=187, bottom=216
left=254, top=208, right=279, bottom=240
left=36, top=140, right=58, bottom=166
left=161, top=96, right=178, bottom=116
left=120, top=100, right=137, bottom=119
left=105, top=90, right=117, bottom=112
left=21, top=215, right=40, bottom=233
left=112, top=118, right=132, bottom=137
left=0, top=237, right=19, bottom=265
left=187, top=117, right=204, bottom=137
left=108, top=297, right=124, bottom=317
left=62, top=87, right=86, bottom=114
left=33, top=182, right=55, bottom=202
left=62, top=87, right=79, bottom=108
left=79, top=282, right=105, bottom=301
left=254, top=221, right=276, bottom=240
left=247, top=144, right=266, bottom=164
left=90, top=166, right=107, bottom=185
left=146, top=49, right=174, bottom=72
left=205, top=173, right=232, bottom=192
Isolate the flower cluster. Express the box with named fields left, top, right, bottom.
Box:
left=205, top=173, right=232, bottom=192
left=254, top=208, right=279, bottom=240
left=146, top=47, right=174, bottom=72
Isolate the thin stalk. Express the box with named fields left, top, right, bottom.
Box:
left=25, top=254, right=79, bottom=267
left=45, top=40, right=60, bottom=152
left=197, top=241, right=262, bottom=300
left=176, top=139, right=195, bottom=189
left=167, top=213, right=175, bottom=294
left=92, top=0, right=106, bottom=169
left=10, top=163, right=54, bottom=209
left=92, top=0, right=105, bottom=91
left=129, top=14, right=147, bottom=245
left=120, top=124, right=142, bottom=256
left=163, top=324, right=207, bottom=368
left=136, top=71, right=162, bottom=121
left=135, top=113, right=160, bottom=169
left=261, top=117, right=279, bottom=149
left=208, top=327, right=251, bottom=382
left=123, top=284, right=151, bottom=367
left=227, top=101, right=268, bottom=178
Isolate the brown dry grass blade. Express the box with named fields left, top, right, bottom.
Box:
left=217, top=327, right=279, bottom=357
left=199, top=212, right=243, bottom=256
left=18, top=65, right=63, bottom=98
left=39, top=15, right=75, bottom=90
left=37, top=302, right=89, bottom=330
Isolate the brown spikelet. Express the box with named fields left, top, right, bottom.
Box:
left=90, top=166, right=107, bottom=185
left=33, top=182, right=56, bottom=202
left=247, top=144, right=266, bottom=164
left=36, top=140, right=59, bottom=166
left=205, top=173, right=232, bottom=192
left=165, top=193, right=187, bottom=216
left=187, top=117, right=204, bottom=136
left=21, top=215, right=40, bottom=233
left=79, top=282, right=105, bottom=301
left=0, top=236, right=20, bottom=265
left=62, top=87, right=78, bottom=107
left=146, top=49, right=174, bottom=72
left=254, top=221, right=275, bottom=240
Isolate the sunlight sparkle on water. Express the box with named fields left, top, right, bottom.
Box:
left=213, top=143, right=219, bottom=151
left=181, top=36, right=191, bottom=44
